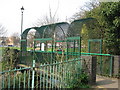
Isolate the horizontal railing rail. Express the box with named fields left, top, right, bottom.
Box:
left=0, top=58, right=84, bottom=89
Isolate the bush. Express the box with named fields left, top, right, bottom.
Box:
left=66, top=70, right=90, bottom=88
left=2, top=47, right=20, bottom=70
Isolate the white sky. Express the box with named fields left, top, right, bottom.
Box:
left=0, top=0, right=91, bottom=36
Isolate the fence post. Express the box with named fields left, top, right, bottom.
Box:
left=81, top=56, right=97, bottom=85
left=32, top=60, right=35, bottom=88
left=88, top=56, right=97, bottom=85
left=113, top=56, right=120, bottom=77
left=110, top=56, right=113, bottom=76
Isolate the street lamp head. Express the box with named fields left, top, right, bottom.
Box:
left=21, top=6, right=24, bottom=13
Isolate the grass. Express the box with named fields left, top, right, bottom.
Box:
left=0, top=47, right=34, bottom=51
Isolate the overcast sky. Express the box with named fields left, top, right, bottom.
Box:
left=0, top=0, right=91, bottom=36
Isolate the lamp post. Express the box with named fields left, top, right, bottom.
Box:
left=21, top=6, right=24, bottom=35
left=20, top=6, right=24, bottom=63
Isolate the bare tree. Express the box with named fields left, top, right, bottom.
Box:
left=30, top=1, right=60, bottom=48
left=10, top=32, right=20, bottom=46
left=71, top=0, right=99, bottom=21
left=34, top=1, right=59, bottom=27
left=0, top=24, right=7, bottom=46
left=0, top=24, right=7, bottom=37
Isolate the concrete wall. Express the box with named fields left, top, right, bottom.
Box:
left=113, top=56, right=120, bottom=77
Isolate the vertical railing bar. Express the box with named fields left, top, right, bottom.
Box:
left=2, top=74, right=5, bottom=89
left=73, top=40, right=75, bottom=53
left=13, top=68, right=16, bottom=88
left=43, top=63, right=45, bottom=88
left=24, top=70, right=26, bottom=88
left=45, top=63, right=47, bottom=89
left=61, top=63, right=63, bottom=88
left=79, top=37, right=81, bottom=56
left=8, top=71, right=10, bottom=89
left=40, top=64, right=42, bottom=88
left=110, top=56, right=113, bottom=77
left=70, top=62, right=72, bottom=85
left=50, top=65, right=52, bottom=88
left=76, top=61, right=78, bottom=80
left=88, top=40, right=90, bottom=53
left=51, top=40, right=54, bottom=63
left=52, top=63, right=55, bottom=88
left=19, top=67, right=21, bottom=89
left=57, top=63, right=59, bottom=89
left=68, top=62, right=70, bottom=88
left=55, top=61, right=57, bottom=89
left=63, top=63, right=65, bottom=88
left=62, top=63, right=64, bottom=87
left=78, top=37, right=82, bottom=74
left=45, top=64, right=47, bottom=89
left=54, top=62, right=56, bottom=89
left=59, top=62, right=61, bottom=88
left=74, top=61, right=77, bottom=79
left=58, top=64, right=61, bottom=89
left=32, top=60, right=35, bottom=88
left=100, top=55, right=102, bottom=75
left=64, top=63, right=67, bottom=87
left=36, top=72, right=38, bottom=88
left=46, top=63, right=49, bottom=89
left=56, top=61, right=59, bottom=89
left=100, top=40, right=103, bottom=75
left=39, top=66, right=41, bottom=89
left=28, top=70, right=30, bottom=88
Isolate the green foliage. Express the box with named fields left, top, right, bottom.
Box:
left=73, top=2, right=120, bottom=55
left=2, top=47, right=20, bottom=70
left=66, top=72, right=90, bottom=88
left=100, top=2, right=120, bottom=55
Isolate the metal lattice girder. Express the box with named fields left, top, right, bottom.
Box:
left=20, top=18, right=97, bottom=65
left=68, top=18, right=95, bottom=37
left=34, top=38, right=52, bottom=41
left=88, top=39, right=102, bottom=53
left=21, top=18, right=96, bottom=52
left=67, top=37, right=80, bottom=40
left=88, top=39, right=102, bottom=42
left=21, top=22, right=69, bottom=51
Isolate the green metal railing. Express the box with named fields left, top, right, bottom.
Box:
left=0, top=58, right=83, bottom=89
left=20, top=36, right=81, bottom=65
left=0, top=67, right=32, bottom=89
left=81, top=52, right=113, bottom=76
left=88, top=39, right=102, bottom=54
left=23, top=48, right=114, bottom=77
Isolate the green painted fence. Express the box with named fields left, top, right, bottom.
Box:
left=81, top=53, right=114, bottom=76
left=0, top=58, right=83, bottom=89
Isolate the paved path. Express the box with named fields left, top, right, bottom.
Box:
left=94, top=75, right=120, bottom=89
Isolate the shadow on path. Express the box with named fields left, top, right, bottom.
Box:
left=97, top=79, right=116, bottom=85
left=95, top=75, right=119, bottom=89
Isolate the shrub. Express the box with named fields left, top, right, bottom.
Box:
left=2, top=47, right=20, bottom=70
